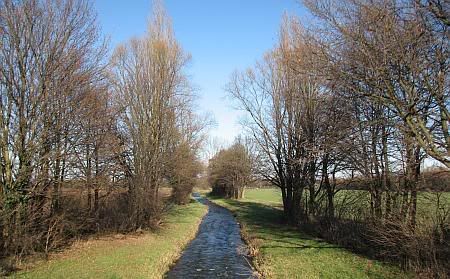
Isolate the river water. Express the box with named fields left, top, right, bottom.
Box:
left=165, top=193, right=257, bottom=278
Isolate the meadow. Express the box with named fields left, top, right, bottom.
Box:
left=242, top=188, right=450, bottom=221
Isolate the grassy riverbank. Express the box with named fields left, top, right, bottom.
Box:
left=210, top=189, right=411, bottom=279
left=9, top=200, right=207, bottom=279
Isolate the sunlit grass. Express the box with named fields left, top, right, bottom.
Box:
left=243, top=188, right=450, bottom=221
left=211, top=189, right=411, bottom=279
left=243, top=188, right=282, bottom=206
left=11, top=201, right=207, bottom=279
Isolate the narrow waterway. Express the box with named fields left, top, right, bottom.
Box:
left=165, top=193, right=257, bottom=279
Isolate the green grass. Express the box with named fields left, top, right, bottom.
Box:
left=10, top=200, right=207, bottom=279
left=333, top=190, right=450, bottom=221
left=211, top=188, right=411, bottom=279
left=243, top=188, right=282, bottom=206
left=243, top=188, right=450, bottom=221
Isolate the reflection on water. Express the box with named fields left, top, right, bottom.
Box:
left=165, top=193, right=257, bottom=278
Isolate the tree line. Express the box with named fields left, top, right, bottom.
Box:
left=227, top=0, right=448, bottom=275
left=0, top=0, right=206, bottom=259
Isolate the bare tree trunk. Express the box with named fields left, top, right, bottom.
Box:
left=322, top=153, right=334, bottom=219
left=86, top=142, right=92, bottom=212
left=94, top=146, right=99, bottom=213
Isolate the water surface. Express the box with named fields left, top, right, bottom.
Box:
left=165, top=193, right=256, bottom=278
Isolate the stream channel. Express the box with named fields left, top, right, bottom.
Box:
left=165, top=193, right=257, bottom=278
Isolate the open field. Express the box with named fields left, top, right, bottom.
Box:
left=211, top=189, right=412, bottom=279
left=9, top=201, right=207, bottom=279
left=243, top=188, right=450, bottom=220
left=243, top=188, right=283, bottom=207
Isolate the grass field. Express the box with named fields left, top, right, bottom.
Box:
left=211, top=188, right=412, bottom=279
left=243, top=188, right=283, bottom=206
left=10, top=200, right=207, bottom=279
left=334, top=189, right=450, bottom=221
left=243, top=188, right=450, bottom=221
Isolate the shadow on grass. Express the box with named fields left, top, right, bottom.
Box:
left=211, top=198, right=339, bottom=249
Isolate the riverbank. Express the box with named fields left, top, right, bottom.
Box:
left=9, top=200, right=207, bottom=279
left=210, top=189, right=411, bottom=279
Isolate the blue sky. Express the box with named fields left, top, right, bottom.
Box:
left=94, top=0, right=308, bottom=144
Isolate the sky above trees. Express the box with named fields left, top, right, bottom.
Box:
left=94, top=0, right=308, bottom=144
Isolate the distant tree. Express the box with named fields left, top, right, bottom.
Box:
left=208, top=143, right=253, bottom=199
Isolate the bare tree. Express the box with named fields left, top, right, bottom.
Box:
left=227, top=17, right=332, bottom=221
left=110, top=1, right=194, bottom=226
left=208, top=142, right=253, bottom=199
left=304, top=0, right=449, bottom=168
left=0, top=0, right=107, bottom=255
